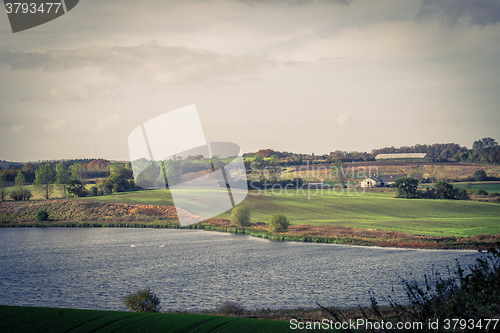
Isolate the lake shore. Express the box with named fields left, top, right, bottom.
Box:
left=1, top=200, right=498, bottom=250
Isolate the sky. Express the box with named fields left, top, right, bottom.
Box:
left=0, top=0, right=499, bottom=162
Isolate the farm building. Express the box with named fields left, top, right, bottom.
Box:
left=361, top=176, right=382, bottom=188
left=375, top=153, right=429, bottom=160
left=360, top=174, right=407, bottom=187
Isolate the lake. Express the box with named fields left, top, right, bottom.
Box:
left=0, top=228, right=481, bottom=312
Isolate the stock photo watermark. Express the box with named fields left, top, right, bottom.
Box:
left=3, top=0, right=79, bottom=33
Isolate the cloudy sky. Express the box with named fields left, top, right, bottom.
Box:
left=1, top=0, right=499, bottom=162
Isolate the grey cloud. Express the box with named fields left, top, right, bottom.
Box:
left=417, top=0, right=500, bottom=26
left=0, top=42, right=278, bottom=85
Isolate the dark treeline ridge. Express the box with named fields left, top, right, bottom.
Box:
left=245, top=137, right=500, bottom=165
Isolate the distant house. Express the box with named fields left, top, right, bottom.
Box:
left=361, top=174, right=407, bottom=187
left=375, top=153, right=429, bottom=160
left=361, top=176, right=382, bottom=188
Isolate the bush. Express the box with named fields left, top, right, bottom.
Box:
left=123, top=288, right=161, bottom=313
left=489, top=192, right=500, bottom=197
left=473, top=189, right=488, bottom=196
left=90, top=186, right=98, bottom=196
left=35, top=209, right=49, bottom=221
left=269, top=214, right=290, bottom=233
left=216, top=301, right=245, bottom=316
left=473, top=169, right=488, bottom=181
left=231, top=206, right=251, bottom=226
left=9, top=187, right=32, bottom=201
left=67, top=179, right=88, bottom=197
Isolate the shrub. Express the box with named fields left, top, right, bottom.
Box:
left=489, top=192, right=500, bottom=197
left=9, top=188, right=32, bottom=201
left=90, top=186, right=98, bottom=196
left=473, top=169, right=488, bottom=181
left=35, top=209, right=49, bottom=221
left=67, top=179, right=88, bottom=197
left=123, top=288, right=161, bottom=313
left=269, top=214, right=290, bottom=233
left=231, top=206, right=251, bottom=226
left=473, top=189, right=488, bottom=196
left=216, top=301, right=245, bottom=316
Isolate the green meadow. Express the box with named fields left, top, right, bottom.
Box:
left=0, top=305, right=309, bottom=333
left=81, top=188, right=500, bottom=238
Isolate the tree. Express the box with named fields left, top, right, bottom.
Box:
left=231, top=206, right=251, bottom=226
left=332, top=160, right=348, bottom=188
left=269, top=214, right=290, bottom=233
left=34, top=163, right=55, bottom=200
left=0, top=172, right=6, bottom=201
left=123, top=288, right=161, bottom=313
left=108, top=163, right=134, bottom=192
left=434, top=181, right=455, bottom=199
left=473, top=169, right=487, bottom=181
left=267, top=155, right=281, bottom=183
left=15, top=170, right=26, bottom=187
left=56, top=162, right=71, bottom=198
left=67, top=179, right=87, bottom=197
left=392, top=176, right=419, bottom=198
left=10, top=171, right=32, bottom=201
left=70, top=162, right=86, bottom=182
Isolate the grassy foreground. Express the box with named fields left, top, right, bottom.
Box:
left=0, top=305, right=315, bottom=333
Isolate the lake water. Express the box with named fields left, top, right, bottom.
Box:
left=0, top=228, right=481, bottom=312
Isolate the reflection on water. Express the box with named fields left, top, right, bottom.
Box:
left=0, top=228, right=480, bottom=311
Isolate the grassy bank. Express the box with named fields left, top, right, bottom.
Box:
left=1, top=197, right=499, bottom=249
left=0, top=305, right=311, bottom=333
left=76, top=188, right=500, bottom=237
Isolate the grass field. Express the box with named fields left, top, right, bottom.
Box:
left=80, top=188, right=500, bottom=238
left=0, top=305, right=314, bottom=333
left=452, top=182, right=500, bottom=193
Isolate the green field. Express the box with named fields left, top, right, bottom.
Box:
left=452, top=182, right=500, bottom=193
left=0, top=305, right=311, bottom=333
left=81, top=188, right=500, bottom=238
left=421, top=182, right=500, bottom=193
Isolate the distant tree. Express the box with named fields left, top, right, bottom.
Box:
left=90, top=186, right=98, bottom=196
left=34, top=163, right=55, bottom=200
left=15, top=170, right=26, bottom=187
left=392, top=176, right=419, bottom=198
left=473, top=137, right=498, bottom=150
left=333, top=160, right=348, bottom=188
left=123, top=288, right=161, bottom=313
left=267, top=155, right=281, bottom=183
left=269, top=214, right=290, bottom=233
left=56, top=162, right=71, bottom=198
left=251, top=154, right=265, bottom=181
left=70, top=162, right=86, bottom=182
left=67, top=179, right=87, bottom=197
left=0, top=172, right=6, bottom=201
left=473, top=170, right=488, bottom=181
left=108, top=163, right=134, bottom=192
left=231, top=206, right=251, bottom=226
left=434, top=181, right=455, bottom=199
left=21, top=162, right=36, bottom=182
left=161, top=160, right=182, bottom=187
left=10, top=171, right=32, bottom=201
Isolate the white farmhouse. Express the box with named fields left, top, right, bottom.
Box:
left=361, top=174, right=407, bottom=187
left=361, top=176, right=383, bottom=188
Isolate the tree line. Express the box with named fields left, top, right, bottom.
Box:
left=0, top=161, right=135, bottom=201
left=244, top=137, right=500, bottom=165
